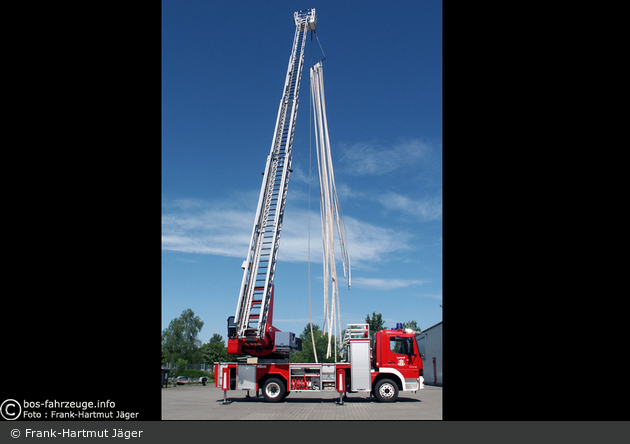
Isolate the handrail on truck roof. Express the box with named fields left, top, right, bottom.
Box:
left=342, top=323, right=370, bottom=347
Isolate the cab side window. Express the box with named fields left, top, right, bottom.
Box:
left=390, top=338, right=411, bottom=355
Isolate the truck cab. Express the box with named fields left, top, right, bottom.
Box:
left=343, top=323, right=424, bottom=402
left=372, top=327, right=423, bottom=400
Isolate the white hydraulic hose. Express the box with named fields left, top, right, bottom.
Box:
left=310, top=62, right=350, bottom=358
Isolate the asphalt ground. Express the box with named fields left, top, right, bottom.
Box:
left=161, top=383, right=442, bottom=420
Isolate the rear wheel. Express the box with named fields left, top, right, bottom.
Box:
left=374, top=378, right=399, bottom=402
left=262, top=378, right=286, bottom=403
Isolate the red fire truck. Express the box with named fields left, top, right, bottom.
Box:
left=214, top=9, right=424, bottom=403
left=215, top=323, right=424, bottom=403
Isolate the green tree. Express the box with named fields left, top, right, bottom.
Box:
left=162, top=309, right=204, bottom=365
left=200, top=333, right=229, bottom=364
left=175, top=358, right=188, bottom=378
left=290, top=324, right=338, bottom=363
left=365, top=312, right=386, bottom=334
left=402, top=320, right=420, bottom=332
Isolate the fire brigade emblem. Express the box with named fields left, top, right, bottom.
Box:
left=397, top=357, right=405, bottom=366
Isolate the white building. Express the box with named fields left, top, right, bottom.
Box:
left=416, top=321, right=442, bottom=386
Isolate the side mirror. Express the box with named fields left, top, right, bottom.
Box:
left=227, top=316, right=236, bottom=338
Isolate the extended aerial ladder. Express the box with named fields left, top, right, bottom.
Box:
left=227, top=9, right=317, bottom=358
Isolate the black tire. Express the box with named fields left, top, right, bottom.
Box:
left=374, top=378, right=399, bottom=402
left=262, top=378, right=286, bottom=403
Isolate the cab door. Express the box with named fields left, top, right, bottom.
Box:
left=386, top=335, right=422, bottom=380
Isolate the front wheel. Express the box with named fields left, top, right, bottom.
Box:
left=374, top=379, right=399, bottom=402
left=262, top=378, right=286, bottom=403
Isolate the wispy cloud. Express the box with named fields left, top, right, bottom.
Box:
left=333, top=138, right=441, bottom=222
left=334, top=183, right=441, bottom=223
left=417, top=292, right=442, bottom=300
left=352, top=277, right=429, bottom=291
left=376, top=192, right=442, bottom=221
left=342, top=217, right=413, bottom=266
left=162, top=196, right=415, bottom=267
left=339, top=138, right=431, bottom=176
left=162, top=197, right=254, bottom=257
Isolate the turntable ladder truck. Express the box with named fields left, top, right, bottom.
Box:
left=215, top=9, right=424, bottom=403
left=217, top=322, right=425, bottom=403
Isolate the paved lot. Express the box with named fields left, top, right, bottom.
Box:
left=162, top=383, right=442, bottom=420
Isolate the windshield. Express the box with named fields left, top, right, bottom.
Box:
left=415, top=333, right=425, bottom=359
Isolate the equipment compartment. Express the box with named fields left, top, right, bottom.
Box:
left=289, top=364, right=322, bottom=391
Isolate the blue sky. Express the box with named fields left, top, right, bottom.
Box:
left=162, top=0, right=442, bottom=344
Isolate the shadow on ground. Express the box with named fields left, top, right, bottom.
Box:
left=216, top=394, right=421, bottom=404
